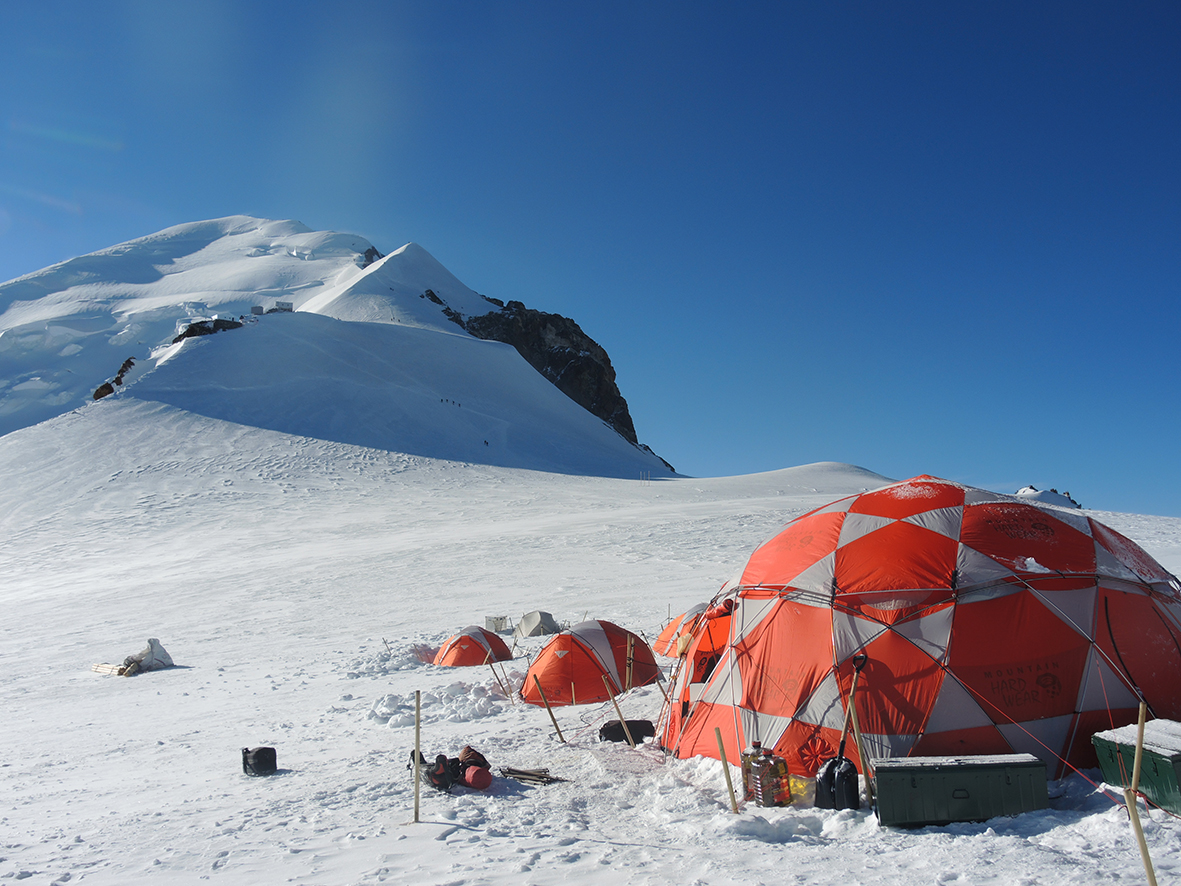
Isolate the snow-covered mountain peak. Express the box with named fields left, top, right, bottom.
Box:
left=0, top=216, right=669, bottom=478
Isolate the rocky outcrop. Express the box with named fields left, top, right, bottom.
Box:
left=453, top=298, right=643, bottom=448
left=171, top=317, right=244, bottom=344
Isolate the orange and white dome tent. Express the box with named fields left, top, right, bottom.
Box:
left=433, top=625, right=512, bottom=667
left=663, top=476, right=1181, bottom=778
left=521, top=620, right=661, bottom=707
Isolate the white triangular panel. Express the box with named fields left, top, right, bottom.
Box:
left=837, top=513, right=894, bottom=548
left=730, top=595, right=780, bottom=643
left=956, top=545, right=1018, bottom=587
left=860, top=732, right=919, bottom=763
left=808, top=497, right=857, bottom=518
left=1029, top=585, right=1097, bottom=640
left=700, top=649, right=742, bottom=708
left=996, top=714, right=1073, bottom=763
left=786, top=552, right=837, bottom=595
left=574, top=622, right=620, bottom=684
left=833, top=610, right=888, bottom=662
left=903, top=505, right=964, bottom=540
left=1050, top=507, right=1093, bottom=536
left=890, top=605, right=955, bottom=661
left=1076, top=647, right=1141, bottom=712
left=924, top=673, right=995, bottom=731
left=740, top=709, right=797, bottom=749
left=792, top=671, right=845, bottom=730
left=963, top=489, right=1012, bottom=506
left=1094, top=545, right=1141, bottom=583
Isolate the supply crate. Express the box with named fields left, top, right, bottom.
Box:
left=875, top=754, right=1048, bottom=827
left=1092, top=719, right=1181, bottom=815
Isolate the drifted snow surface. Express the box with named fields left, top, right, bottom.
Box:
left=3, top=404, right=1181, bottom=885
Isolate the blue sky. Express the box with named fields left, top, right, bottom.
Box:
left=2, top=2, right=1179, bottom=515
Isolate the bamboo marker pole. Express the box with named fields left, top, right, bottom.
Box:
left=714, top=727, right=740, bottom=813
left=626, top=636, right=635, bottom=690
left=532, top=675, right=566, bottom=742
left=847, top=693, right=874, bottom=808
left=1124, top=701, right=1158, bottom=886
left=413, top=690, right=421, bottom=823
left=488, top=662, right=510, bottom=701
left=603, top=674, right=636, bottom=747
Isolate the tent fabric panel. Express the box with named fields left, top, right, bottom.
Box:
left=739, top=708, right=796, bottom=752
left=955, top=545, right=1020, bottom=588
left=1027, top=585, right=1097, bottom=641
left=1095, top=586, right=1181, bottom=719
left=848, top=477, right=965, bottom=519
left=831, top=610, right=890, bottom=663
left=922, top=672, right=997, bottom=732
left=779, top=552, right=838, bottom=596
left=856, top=731, right=919, bottom=765
left=740, top=512, right=845, bottom=588
left=948, top=590, right=1093, bottom=723
left=960, top=502, right=1097, bottom=575
left=836, top=513, right=894, bottom=548
left=1091, top=520, right=1178, bottom=584
left=568, top=620, right=623, bottom=689
left=733, top=599, right=832, bottom=718
left=1094, top=545, right=1144, bottom=584
left=835, top=520, right=959, bottom=596
left=911, top=724, right=1014, bottom=759
left=886, top=602, right=956, bottom=661
left=1075, top=646, right=1141, bottom=713
left=846, top=629, right=945, bottom=739
left=902, top=504, right=964, bottom=541
left=791, top=670, right=846, bottom=731
left=996, top=714, right=1075, bottom=776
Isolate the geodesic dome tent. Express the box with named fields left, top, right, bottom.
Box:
left=433, top=625, right=513, bottom=667
left=663, top=476, right=1181, bottom=778
left=522, top=619, right=661, bottom=707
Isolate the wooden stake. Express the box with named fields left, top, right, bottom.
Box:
left=488, top=662, right=510, bottom=701
left=847, top=686, right=874, bottom=808
left=571, top=682, right=577, bottom=706
left=1125, top=701, right=1158, bottom=886
left=714, top=727, right=739, bottom=813
left=603, top=674, right=636, bottom=747
left=626, top=636, right=634, bottom=691
left=532, top=675, right=566, bottom=743
left=413, top=690, right=421, bottom=824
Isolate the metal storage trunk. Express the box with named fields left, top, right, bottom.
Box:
left=1092, top=719, right=1181, bottom=815
left=874, top=754, right=1048, bottom=827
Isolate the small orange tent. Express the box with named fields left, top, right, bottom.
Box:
left=653, top=603, right=707, bottom=656
left=521, top=619, right=661, bottom=707
left=433, top=625, right=512, bottom=667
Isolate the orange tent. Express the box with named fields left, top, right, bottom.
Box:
left=521, top=619, right=661, bottom=707
left=433, top=625, right=512, bottom=667
left=653, top=603, right=707, bottom=656
left=664, top=475, right=1181, bottom=778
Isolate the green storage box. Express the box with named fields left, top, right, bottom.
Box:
left=1092, top=719, right=1181, bottom=815
left=874, top=754, right=1048, bottom=827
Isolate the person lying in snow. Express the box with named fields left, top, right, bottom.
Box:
left=410, top=745, right=492, bottom=793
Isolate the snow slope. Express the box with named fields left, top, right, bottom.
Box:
left=0, top=217, right=667, bottom=479
left=2, top=402, right=1180, bottom=886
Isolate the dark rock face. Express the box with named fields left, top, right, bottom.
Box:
left=457, top=299, right=640, bottom=446
left=171, top=317, right=244, bottom=344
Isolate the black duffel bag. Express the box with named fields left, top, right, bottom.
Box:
left=598, top=719, right=656, bottom=743
left=242, top=746, right=278, bottom=776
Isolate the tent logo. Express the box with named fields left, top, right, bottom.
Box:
left=554, top=650, right=568, bottom=658
left=1036, top=672, right=1063, bottom=699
